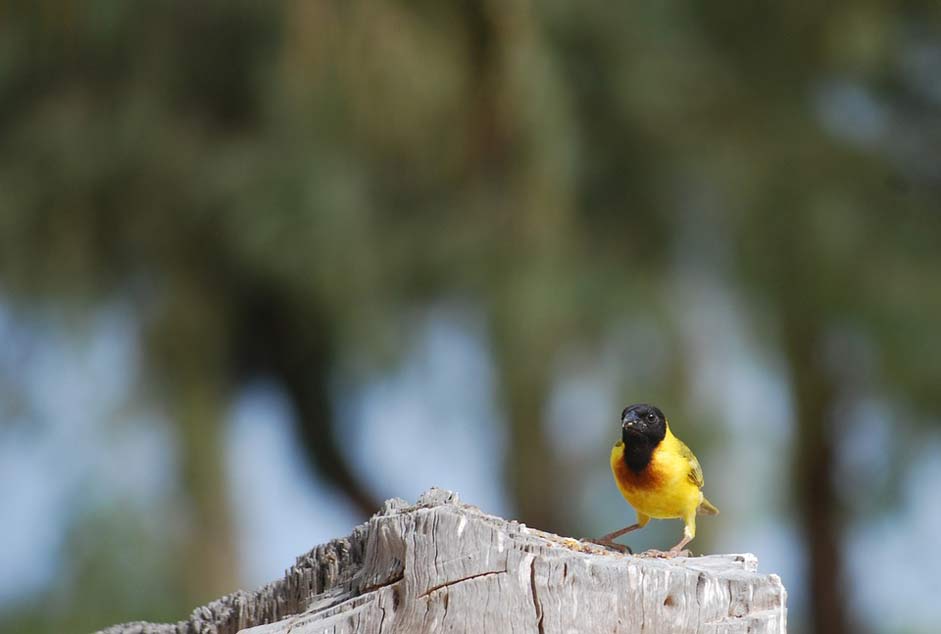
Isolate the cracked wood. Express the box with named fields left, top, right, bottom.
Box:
left=97, top=487, right=787, bottom=634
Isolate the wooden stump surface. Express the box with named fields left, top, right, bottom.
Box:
left=99, top=488, right=787, bottom=634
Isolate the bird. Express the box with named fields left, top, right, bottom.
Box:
left=594, top=403, right=718, bottom=557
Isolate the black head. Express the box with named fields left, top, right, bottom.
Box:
left=621, top=403, right=667, bottom=447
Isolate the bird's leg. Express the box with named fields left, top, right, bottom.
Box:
left=642, top=520, right=694, bottom=558
left=665, top=534, right=692, bottom=558
left=598, top=523, right=644, bottom=542
left=585, top=523, right=643, bottom=553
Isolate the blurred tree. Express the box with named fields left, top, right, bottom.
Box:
left=1, top=2, right=940, bottom=633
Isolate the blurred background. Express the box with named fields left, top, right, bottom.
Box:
left=1, top=1, right=940, bottom=633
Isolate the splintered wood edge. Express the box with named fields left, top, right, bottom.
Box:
left=96, top=487, right=784, bottom=634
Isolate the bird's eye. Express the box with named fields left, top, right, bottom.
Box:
left=646, top=413, right=656, bottom=422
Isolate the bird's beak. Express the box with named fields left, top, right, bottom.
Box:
left=622, top=411, right=640, bottom=430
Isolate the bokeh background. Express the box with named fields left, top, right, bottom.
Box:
left=2, top=2, right=940, bottom=633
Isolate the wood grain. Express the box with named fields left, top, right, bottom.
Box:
left=98, top=488, right=787, bottom=634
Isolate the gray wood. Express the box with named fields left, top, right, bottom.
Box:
left=99, top=488, right=786, bottom=634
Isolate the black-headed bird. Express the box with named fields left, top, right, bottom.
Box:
left=595, top=403, right=718, bottom=556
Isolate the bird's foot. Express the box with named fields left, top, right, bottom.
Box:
left=639, top=548, right=691, bottom=559
left=583, top=538, right=633, bottom=555
left=639, top=549, right=669, bottom=558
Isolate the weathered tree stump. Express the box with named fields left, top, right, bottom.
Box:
left=100, top=488, right=787, bottom=633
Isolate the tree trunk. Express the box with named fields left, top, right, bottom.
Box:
left=98, top=488, right=786, bottom=634
left=782, top=317, right=850, bottom=634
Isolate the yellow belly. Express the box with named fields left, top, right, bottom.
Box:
left=610, top=439, right=702, bottom=520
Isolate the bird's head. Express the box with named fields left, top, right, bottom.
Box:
left=621, top=403, right=667, bottom=446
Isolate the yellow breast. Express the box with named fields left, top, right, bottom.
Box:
left=610, top=427, right=702, bottom=520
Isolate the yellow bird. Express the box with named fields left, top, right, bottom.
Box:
left=596, top=403, right=718, bottom=556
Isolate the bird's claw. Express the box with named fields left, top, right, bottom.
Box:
left=640, top=548, right=691, bottom=559
left=584, top=538, right=633, bottom=555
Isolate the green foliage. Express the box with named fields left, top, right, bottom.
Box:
left=1, top=2, right=940, bottom=632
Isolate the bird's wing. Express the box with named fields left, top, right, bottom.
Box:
left=679, top=440, right=704, bottom=489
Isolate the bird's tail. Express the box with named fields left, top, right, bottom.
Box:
left=697, top=497, right=720, bottom=516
